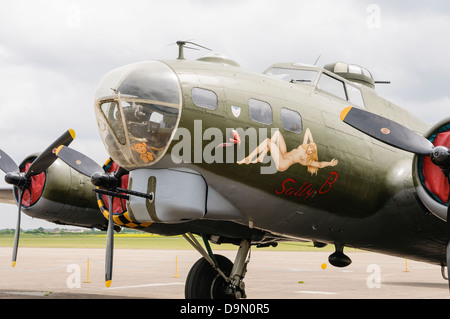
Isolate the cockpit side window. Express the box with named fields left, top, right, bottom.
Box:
left=317, top=73, right=347, bottom=101
left=346, top=84, right=365, bottom=108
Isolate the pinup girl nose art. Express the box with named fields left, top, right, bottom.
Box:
left=237, top=128, right=338, bottom=175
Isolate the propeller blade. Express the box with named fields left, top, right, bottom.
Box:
left=55, top=145, right=103, bottom=177
left=0, top=150, right=19, bottom=174
left=340, top=107, right=450, bottom=291
left=12, top=188, right=24, bottom=267
left=340, top=107, right=434, bottom=155
left=105, top=195, right=114, bottom=287
left=26, top=129, right=76, bottom=178
left=56, top=146, right=121, bottom=188
left=1, top=130, right=75, bottom=268
left=445, top=174, right=450, bottom=291
left=56, top=144, right=120, bottom=287
left=114, top=166, right=129, bottom=179
left=447, top=209, right=450, bottom=291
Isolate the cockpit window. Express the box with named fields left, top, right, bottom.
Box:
left=266, top=67, right=318, bottom=84
left=317, top=73, right=347, bottom=100
left=346, top=84, right=365, bottom=108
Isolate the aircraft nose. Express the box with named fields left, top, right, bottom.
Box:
left=94, top=61, right=182, bottom=170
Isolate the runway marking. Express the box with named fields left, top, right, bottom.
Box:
left=107, top=282, right=184, bottom=290
left=296, top=290, right=337, bottom=295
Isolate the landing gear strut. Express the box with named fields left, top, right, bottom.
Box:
left=226, top=239, right=250, bottom=299
left=183, top=233, right=251, bottom=299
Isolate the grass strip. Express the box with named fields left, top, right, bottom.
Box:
left=0, top=233, right=335, bottom=251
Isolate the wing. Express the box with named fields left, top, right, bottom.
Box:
left=0, top=187, right=15, bottom=205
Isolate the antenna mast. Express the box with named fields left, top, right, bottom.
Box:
left=176, top=41, right=212, bottom=60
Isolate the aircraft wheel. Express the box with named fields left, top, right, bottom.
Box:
left=185, top=254, right=234, bottom=299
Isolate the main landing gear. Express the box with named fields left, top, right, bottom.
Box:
left=183, top=233, right=250, bottom=299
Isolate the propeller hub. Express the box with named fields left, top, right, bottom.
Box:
left=431, top=146, right=450, bottom=171
left=91, top=172, right=118, bottom=189
left=4, top=172, right=29, bottom=188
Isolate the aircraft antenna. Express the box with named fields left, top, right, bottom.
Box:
left=313, top=54, right=321, bottom=66
left=374, top=81, right=391, bottom=84
left=176, top=40, right=212, bottom=60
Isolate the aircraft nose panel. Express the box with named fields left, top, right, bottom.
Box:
left=94, top=61, right=181, bottom=170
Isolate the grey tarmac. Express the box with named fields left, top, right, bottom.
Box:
left=0, top=247, right=448, bottom=299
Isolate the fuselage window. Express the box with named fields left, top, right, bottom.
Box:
left=281, top=108, right=303, bottom=133
left=249, top=98, right=273, bottom=125
left=318, top=73, right=347, bottom=101
left=346, top=84, right=365, bottom=108
left=192, top=87, right=218, bottom=110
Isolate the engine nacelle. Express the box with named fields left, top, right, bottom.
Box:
left=15, top=154, right=107, bottom=229
left=413, top=118, right=450, bottom=221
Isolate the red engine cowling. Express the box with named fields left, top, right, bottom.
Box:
left=413, top=118, right=450, bottom=221
left=16, top=158, right=46, bottom=208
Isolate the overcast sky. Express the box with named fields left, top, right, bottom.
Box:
left=0, top=0, right=449, bottom=229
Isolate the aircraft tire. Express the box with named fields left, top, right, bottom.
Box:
left=185, top=254, right=234, bottom=299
